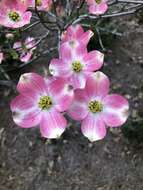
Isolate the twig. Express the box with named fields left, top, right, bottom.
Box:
left=117, top=0, right=143, bottom=4
left=0, top=80, right=15, bottom=87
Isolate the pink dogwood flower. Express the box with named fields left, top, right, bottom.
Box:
left=86, top=0, right=108, bottom=15
left=61, top=24, right=93, bottom=52
left=49, top=42, right=104, bottom=89
left=10, top=73, right=74, bottom=139
left=61, top=24, right=93, bottom=45
left=0, top=0, right=32, bottom=28
left=0, top=52, right=4, bottom=64
left=68, top=71, right=129, bottom=142
left=13, top=37, right=36, bottom=63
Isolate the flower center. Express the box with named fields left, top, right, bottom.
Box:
left=95, top=0, right=102, bottom=4
left=38, top=96, right=53, bottom=110
left=9, top=11, right=20, bottom=22
left=88, top=100, right=103, bottom=113
left=69, top=40, right=76, bottom=47
left=36, top=0, right=42, bottom=6
left=72, top=61, right=83, bottom=73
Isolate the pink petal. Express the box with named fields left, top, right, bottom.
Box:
left=83, top=50, right=104, bottom=72
left=68, top=89, right=88, bottom=120
left=86, top=71, right=110, bottom=99
left=60, top=42, right=72, bottom=60
left=103, top=94, right=129, bottom=109
left=68, top=103, right=88, bottom=121
left=81, top=113, right=106, bottom=142
left=103, top=94, right=129, bottom=127
left=20, top=52, right=32, bottom=63
left=25, top=37, right=36, bottom=50
left=49, top=58, right=71, bottom=78
left=61, top=41, right=87, bottom=56
left=61, top=25, right=84, bottom=43
left=61, top=25, right=92, bottom=51
left=73, top=89, right=89, bottom=102
left=40, top=110, right=67, bottom=139
left=67, top=24, right=84, bottom=39
left=17, top=73, right=47, bottom=96
left=13, top=41, right=22, bottom=49
left=10, top=95, right=41, bottom=128
left=0, top=52, right=4, bottom=64
left=70, top=73, right=87, bottom=89
left=89, top=3, right=108, bottom=15
left=21, top=11, right=32, bottom=25
left=21, top=0, right=33, bottom=8
left=86, top=0, right=96, bottom=6
left=79, top=30, right=94, bottom=46
left=48, top=77, right=74, bottom=112
left=16, top=0, right=28, bottom=11
left=75, top=44, right=87, bottom=56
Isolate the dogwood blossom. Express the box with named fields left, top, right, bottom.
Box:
left=13, top=37, right=36, bottom=63
left=86, top=0, right=108, bottom=15
left=68, top=71, right=129, bottom=142
left=50, top=24, right=103, bottom=89
left=61, top=25, right=93, bottom=52
left=49, top=41, right=104, bottom=89
left=0, top=0, right=32, bottom=28
left=10, top=73, right=74, bottom=139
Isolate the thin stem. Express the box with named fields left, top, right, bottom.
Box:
left=0, top=80, right=15, bottom=87
left=117, top=0, right=143, bottom=4
left=95, top=28, right=106, bottom=51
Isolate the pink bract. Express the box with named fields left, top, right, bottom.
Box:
left=61, top=24, right=93, bottom=45
left=68, top=71, right=129, bottom=142
left=61, top=24, right=93, bottom=53
left=0, top=52, right=4, bottom=64
left=20, top=0, right=33, bottom=7
left=10, top=73, right=74, bottom=139
left=86, top=0, right=108, bottom=15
